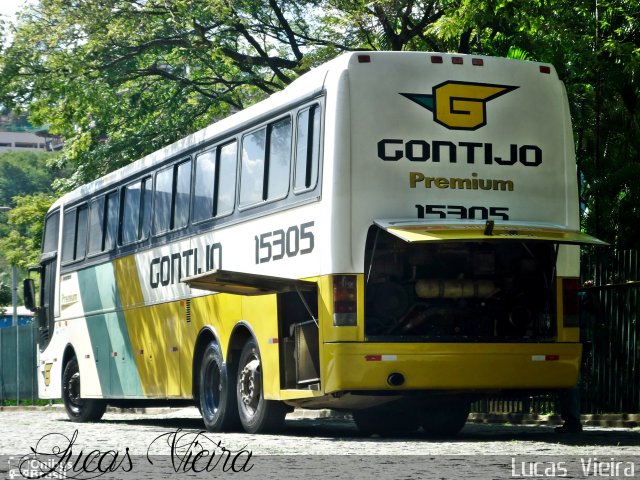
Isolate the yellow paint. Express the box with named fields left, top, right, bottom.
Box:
left=114, top=256, right=145, bottom=308
left=43, top=363, right=53, bottom=387
left=186, top=293, right=242, bottom=396
left=240, top=295, right=281, bottom=399
left=435, top=82, right=512, bottom=129
left=115, top=256, right=183, bottom=397
left=322, top=342, right=582, bottom=393
left=110, top=260, right=583, bottom=405
left=385, top=224, right=605, bottom=245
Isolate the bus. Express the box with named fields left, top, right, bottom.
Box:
left=25, top=51, right=605, bottom=436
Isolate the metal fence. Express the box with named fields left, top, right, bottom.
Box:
left=580, top=249, right=639, bottom=413
left=0, top=323, right=38, bottom=403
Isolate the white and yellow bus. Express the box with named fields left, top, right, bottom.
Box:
left=26, top=51, right=605, bottom=436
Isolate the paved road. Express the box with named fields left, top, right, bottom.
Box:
left=1, top=407, right=639, bottom=479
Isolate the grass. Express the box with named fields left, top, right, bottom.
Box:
left=0, top=399, right=60, bottom=406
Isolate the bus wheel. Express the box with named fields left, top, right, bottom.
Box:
left=62, top=357, right=106, bottom=422
left=199, top=341, right=238, bottom=432
left=421, top=399, right=470, bottom=437
left=236, top=338, right=288, bottom=433
left=352, top=402, right=421, bottom=436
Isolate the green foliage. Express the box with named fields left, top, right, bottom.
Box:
left=0, top=0, right=638, bottom=248
left=0, top=151, right=65, bottom=275
left=0, top=151, right=63, bottom=206
left=0, top=0, right=349, bottom=186
left=0, top=194, right=54, bottom=269
left=0, top=281, right=10, bottom=312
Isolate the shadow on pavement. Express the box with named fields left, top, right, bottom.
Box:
left=96, top=415, right=640, bottom=447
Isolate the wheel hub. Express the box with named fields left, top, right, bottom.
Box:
left=239, top=358, right=260, bottom=412
left=68, top=372, right=81, bottom=404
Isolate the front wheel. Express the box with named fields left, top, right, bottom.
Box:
left=236, top=338, right=289, bottom=433
left=62, top=357, right=106, bottom=422
left=199, top=341, right=239, bottom=432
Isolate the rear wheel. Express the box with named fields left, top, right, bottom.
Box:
left=199, top=341, right=239, bottom=432
left=421, top=399, right=470, bottom=437
left=62, top=357, right=106, bottom=422
left=353, top=401, right=421, bottom=436
left=236, top=338, right=288, bottom=433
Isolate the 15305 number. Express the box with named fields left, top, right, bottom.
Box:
left=416, top=204, right=510, bottom=220
left=255, top=222, right=315, bottom=264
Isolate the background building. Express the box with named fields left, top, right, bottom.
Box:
left=0, top=110, right=63, bottom=152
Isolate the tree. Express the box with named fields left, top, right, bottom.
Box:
left=0, top=280, right=10, bottom=315
left=0, top=150, right=66, bottom=276
left=0, top=151, right=64, bottom=206
left=0, top=193, right=54, bottom=270
left=0, top=0, right=353, bottom=187
left=1, top=0, right=639, bottom=248
left=0, top=1, right=484, bottom=187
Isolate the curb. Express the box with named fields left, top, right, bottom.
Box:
left=467, top=412, right=640, bottom=428
left=1, top=406, right=638, bottom=428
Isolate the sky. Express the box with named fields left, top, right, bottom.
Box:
left=1, top=0, right=35, bottom=45
left=0, top=0, right=32, bottom=20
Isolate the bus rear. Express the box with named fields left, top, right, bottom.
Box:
left=320, top=52, right=603, bottom=434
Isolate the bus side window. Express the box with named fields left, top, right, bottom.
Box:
left=266, top=117, right=292, bottom=201
left=86, top=190, right=119, bottom=254
left=240, top=117, right=292, bottom=208
left=154, top=159, right=191, bottom=234
left=104, top=191, right=119, bottom=251
left=61, top=210, right=77, bottom=263
left=88, top=197, right=105, bottom=255
left=193, top=148, right=217, bottom=223
left=42, top=210, right=59, bottom=255
left=174, top=161, right=191, bottom=229
left=61, top=205, right=88, bottom=263
left=122, top=181, right=142, bottom=245
left=121, top=177, right=151, bottom=244
left=140, top=177, right=152, bottom=240
left=240, top=128, right=266, bottom=207
left=154, top=166, right=173, bottom=234
left=193, top=142, right=237, bottom=222
left=216, top=141, right=237, bottom=216
left=294, top=104, right=321, bottom=193
left=75, top=205, right=88, bottom=260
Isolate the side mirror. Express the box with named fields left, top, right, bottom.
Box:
left=24, top=278, right=36, bottom=312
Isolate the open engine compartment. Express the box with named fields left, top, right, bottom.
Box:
left=364, top=227, right=557, bottom=341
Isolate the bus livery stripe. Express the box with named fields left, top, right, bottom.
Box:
left=78, top=263, right=144, bottom=397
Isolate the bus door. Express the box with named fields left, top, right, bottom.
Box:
left=38, top=210, right=61, bottom=351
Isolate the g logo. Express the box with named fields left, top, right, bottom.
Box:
left=401, top=81, right=518, bottom=130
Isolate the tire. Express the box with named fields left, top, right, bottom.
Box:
left=62, top=357, right=106, bottom=422
left=353, top=401, right=421, bottom=436
left=421, top=399, right=470, bottom=437
left=199, top=341, right=239, bottom=432
left=236, top=338, right=288, bottom=433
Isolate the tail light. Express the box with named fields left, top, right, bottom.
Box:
left=333, top=275, right=357, bottom=326
left=562, top=278, right=580, bottom=327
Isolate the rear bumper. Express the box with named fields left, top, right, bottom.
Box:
left=323, top=342, right=581, bottom=393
